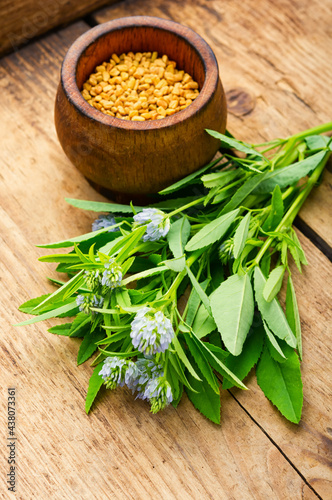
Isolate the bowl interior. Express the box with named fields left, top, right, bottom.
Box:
left=76, top=25, right=206, bottom=91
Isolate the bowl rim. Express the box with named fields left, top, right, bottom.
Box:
left=60, top=15, right=220, bottom=131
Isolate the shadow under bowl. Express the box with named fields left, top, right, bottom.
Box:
left=55, top=16, right=227, bottom=202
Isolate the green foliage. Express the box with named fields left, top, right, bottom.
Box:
left=17, top=122, right=332, bottom=424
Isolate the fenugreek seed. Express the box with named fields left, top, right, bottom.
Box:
left=156, top=99, right=168, bottom=109
left=133, top=67, right=145, bottom=78
left=132, top=115, right=145, bottom=121
left=156, top=79, right=167, bottom=89
left=169, top=100, right=178, bottom=109
left=110, top=68, right=120, bottom=77
left=82, top=51, right=199, bottom=121
left=129, top=110, right=139, bottom=118
left=89, top=76, right=98, bottom=86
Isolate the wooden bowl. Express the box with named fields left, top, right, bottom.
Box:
left=55, top=16, right=227, bottom=201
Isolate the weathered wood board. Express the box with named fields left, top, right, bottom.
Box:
left=94, top=0, right=332, bottom=248
left=0, top=21, right=316, bottom=500
left=0, top=0, right=120, bottom=57
left=0, top=0, right=331, bottom=498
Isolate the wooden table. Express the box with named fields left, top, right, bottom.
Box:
left=1, top=1, right=331, bottom=499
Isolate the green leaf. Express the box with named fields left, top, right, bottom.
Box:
left=116, top=227, right=147, bottom=263
left=159, top=157, right=221, bottom=194
left=37, top=226, right=120, bottom=249
left=19, top=294, right=51, bottom=314
left=191, top=333, right=247, bottom=389
left=210, top=273, right=254, bottom=355
left=77, top=329, right=105, bottom=365
left=183, top=332, right=220, bottom=394
left=68, top=313, right=91, bottom=337
left=206, top=129, right=264, bottom=158
left=15, top=301, right=78, bottom=326
left=254, top=267, right=297, bottom=348
left=48, top=323, right=72, bottom=336
left=65, top=198, right=142, bottom=214
left=222, top=322, right=264, bottom=389
left=256, top=344, right=303, bottom=423
left=192, top=305, right=217, bottom=338
left=32, top=271, right=84, bottom=313
left=304, top=135, right=331, bottom=151
left=122, top=265, right=169, bottom=285
left=172, top=335, right=201, bottom=381
left=253, top=150, right=328, bottom=194
left=263, top=265, right=286, bottom=302
left=263, top=320, right=287, bottom=362
left=201, top=170, right=240, bottom=189
left=38, top=254, right=81, bottom=264
left=185, top=266, right=211, bottom=315
left=186, top=278, right=210, bottom=327
left=233, top=212, right=251, bottom=258
left=163, top=256, right=186, bottom=272
left=286, top=275, right=302, bottom=360
left=167, top=217, right=191, bottom=259
left=220, top=175, right=266, bottom=215
left=85, top=363, right=104, bottom=413
left=114, top=288, right=131, bottom=309
left=168, top=352, right=198, bottom=392
left=185, top=209, right=239, bottom=251
left=262, top=185, right=284, bottom=232
left=185, top=355, right=221, bottom=424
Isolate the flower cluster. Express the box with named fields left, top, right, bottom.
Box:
left=130, top=307, right=175, bottom=355
left=101, top=257, right=123, bottom=290
left=133, top=208, right=170, bottom=242
left=92, top=214, right=118, bottom=232
left=84, top=258, right=122, bottom=295
left=99, top=356, right=138, bottom=390
left=76, top=294, right=104, bottom=314
left=100, top=355, right=173, bottom=412
left=219, top=238, right=234, bottom=264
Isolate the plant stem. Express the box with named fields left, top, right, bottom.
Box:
left=251, top=151, right=330, bottom=266
left=166, top=197, right=205, bottom=218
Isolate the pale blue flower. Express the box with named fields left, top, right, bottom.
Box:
left=133, top=208, right=170, bottom=242
left=101, top=258, right=122, bottom=290
left=130, top=307, right=174, bottom=355
left=92, top=214, right=118, bottom=232
left=144, top=377, right=173, bottom=413
left=76, top=294, right=104, bottom=314
left=99, top=356, right=138, bottom=390
left=126, top=356, right=164, bottom=399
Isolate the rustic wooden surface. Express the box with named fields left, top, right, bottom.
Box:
left=0, top=0, right=120, bottom=57
left=0, top=1, right=331, bottom=499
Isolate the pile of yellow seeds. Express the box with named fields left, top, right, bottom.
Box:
left=81, top=51, right=200, bottom=121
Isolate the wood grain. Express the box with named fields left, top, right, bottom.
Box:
left=94, top=0, right=332, bottom=247
left=0, top=21, right=311, bottom=500
left=0, top=0, right=120, bottom=57
left=231, top=232, right=332, bottom=499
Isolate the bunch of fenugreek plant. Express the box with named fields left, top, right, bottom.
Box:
left=17, top=122, right=331, bottom=424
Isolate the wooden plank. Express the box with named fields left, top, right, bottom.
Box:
left=230, top=232, right=332, bottom=499
left=0, top=22, right=310, bottom=500
left=94, top=0, right=332, bottom=247
left=0, top=0, right=120, bottom=57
